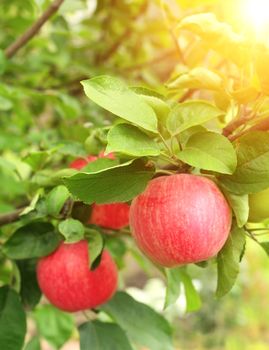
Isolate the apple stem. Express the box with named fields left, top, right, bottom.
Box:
left=156, top=169, right=175, bottom=175
left=82, top=310, right=97, bottom=321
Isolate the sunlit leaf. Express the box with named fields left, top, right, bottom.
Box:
left=82, top=76, right=158, bottom=133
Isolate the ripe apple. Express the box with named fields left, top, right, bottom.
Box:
left=69, top=155, right=98, bottom=170
left=70, top=152, right=130, bottom=230
left=69, top=151, right=113, bottom=170
left=130, top=174, right=232, bottom=267
left=89, top=203, right=130, bottom=230
left=37, top=240, right=118, bottom=312
left=248, top=187, right=269, bottom=222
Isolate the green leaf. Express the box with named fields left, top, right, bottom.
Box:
left=221, top=132, right=269, bottom=194
left=17, top=259, right=41, bottom=309
left=20, top=198, right=48, bottom=222
left=178, top=13, right=248, bottom=66
left=82, top=158, right=118, bottom=173
left=23, top=151, right=50, bottom=171
left=64, top=159, right=155, bottom=204
left=167, top=100, right=224, bottom=136
left=85, top=133, right=102, bottom=155
left=79, top=321, right=133, bottom=350
left=105, top=236, right=127, bottom=269
left=3, top=222, right=61, bottom=260
left=106, top=124, right=160, bottom=157
left=179, top=270, right=202, bottom=312
left=167, top=67, right=223, bottom=91
left=34, top=305, right=74, bottom=349
left=139, top=95, right=171, bottom=124
left=102, top=291, right=173, bottom=350
left=222, top=189, right=249, bottom=228
left=56, top=93, right=81, bottom=120
left=85, top=229, right=104, bottom=269
left=165, top=268, right=201, bottom=311
left=46, top=185, right=70, bottom=216
left=177, top=131, right=237, bottom=174
left=31, top=169, right=76, bottom=188
left=20, top=191, right=42, bottom=216
left=164, top=267, right=182, bottom=308
left=82, top=76, right=158, bottom=133
left=260, top=241, right=269, bottom=256
left=216, top=226, right=246, bottom=298
left=0, top=286, right=26, bottom=350
left=178, top=125, right=207, bottom=147
left=58, top=218, right=85, bottom=243
left=24, top=336, right=41, bottom=350
left=131, top=86, right=164, bottom=98
left=57, top=141, right=87, bottom=157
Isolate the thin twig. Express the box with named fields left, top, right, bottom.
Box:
left=122, top=49, right=177, bottom=72
left=5, top=0, right=65, bottom=59
left=229, top=115, right=269, bottom=141
left=223, top=95, right=267, bottom=140
left=0, top=208, right=24, bottom=227
left=222, top=107, right=251, bottom=137
left=95, top=1, right=148, bottom=64
left=0, top=197, right=73, bottom=227
left=179, top=89, right=195, bottom=102
left=95, top=29, right=132, bottom=63
left=160, top=1, right=186, bottom=64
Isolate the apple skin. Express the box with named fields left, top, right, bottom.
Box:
left=130, top=174, right=232, bottom=267
left=89, top=203, right=130, bottom=230
left=69, top=155, right=98, bottom=170
left=248, top=187, right=269, bottom=222
left=70, top=152, right=130, bottom=230
left=37, top=240, right=118, bottom=312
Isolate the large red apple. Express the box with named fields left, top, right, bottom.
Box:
left=37, top=240, right=118, bottom=312
left=70, top=153, right=130, bottom=230
left=130, top=174, right=232, bottom=267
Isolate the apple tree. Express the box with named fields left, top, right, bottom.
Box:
left=1, top=0, right=269, bottom=349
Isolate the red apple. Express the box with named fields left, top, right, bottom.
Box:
left=70, top=152, right=130, bottom=230
left=69, top=155, right=98, bottom=170
left=89, top=203, right=130, bottom=230
left=130, top=174, right=232, bottom=267
left=37, top=240, right=118, bottom=312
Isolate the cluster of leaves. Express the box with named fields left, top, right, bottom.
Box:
left=2, top=0, right=269, bottom=350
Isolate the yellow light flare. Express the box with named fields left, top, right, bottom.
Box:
left=242, top=0, right=269, bottom=41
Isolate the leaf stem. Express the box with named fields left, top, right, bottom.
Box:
left=159, top=134, right=173, bottom=156
left=244, top=228, right=259, bottom=242
left=160, top=152, right=179, bottom=166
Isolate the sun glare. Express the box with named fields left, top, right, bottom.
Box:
left=243, top=0, right=269, bottom=41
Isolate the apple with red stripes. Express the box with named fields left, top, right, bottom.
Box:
left=130, top=174, right=232, bottom=267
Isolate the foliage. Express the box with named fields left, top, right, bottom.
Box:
left=1, top=0, right=269, bottom=349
